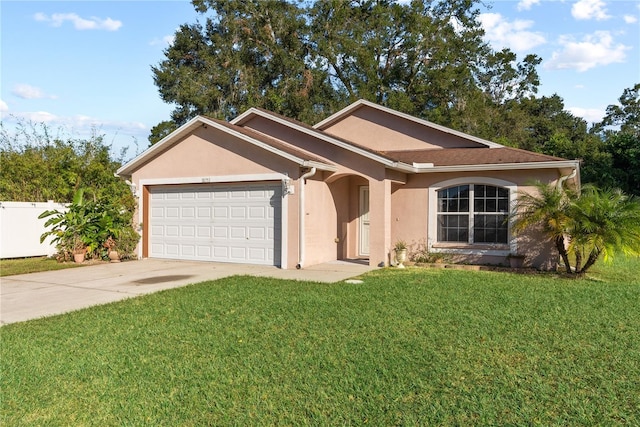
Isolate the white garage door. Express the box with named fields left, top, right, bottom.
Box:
left=149, top=183, right=282, bottom=266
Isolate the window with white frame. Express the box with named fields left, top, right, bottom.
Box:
left=437, top=184, right=509, bottom=244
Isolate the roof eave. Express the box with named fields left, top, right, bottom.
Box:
left=407, top=160, right=580, bottom=173
left=117, top=115, right=335, bottom=177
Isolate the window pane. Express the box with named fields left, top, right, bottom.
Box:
left=486, top=199, right=497, bottom=212
left=474, top=214, right=508, bottom=243
left=459, top=198, right=469, bottom=212
left=475, top=185, right=485, bottom=197
left=486, top=186, right=496, bottom=197
left=498, top=188, right=509, bottom=198
left=498, top=199, right=508, bottom=212
left=438, top=214, right=468, bottom=242
left=475, top=199, right=484, bottom=212
left=459, top=186, right=469, bottom=199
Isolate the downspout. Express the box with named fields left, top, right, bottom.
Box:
left=556, top=168, right=578, bottom=191
left=296, top=167, right=317, bottom=269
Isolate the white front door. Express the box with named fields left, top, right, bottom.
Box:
left=359, top=186, right=370, bottom=256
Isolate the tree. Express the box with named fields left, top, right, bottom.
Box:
left=597, top=83, right=640, bottom=137
left=0, top=121, right=138, bottom=260
left=513, top=182, right=575, bottom=274
left=153, top=0, right=338, bottom=127
left=514, top=182, right=640, bottom=277
left=601, top=132, right=640, bottom=195
left=568, top=186, right=640, bottom=276
left=594, top=84, right=640, bottom=196
left=151, top=0, right=541, bottom=142
left=0, top=121, right=134, bottom=213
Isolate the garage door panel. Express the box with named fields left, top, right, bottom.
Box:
left=230, top=206, right=246, bottom=219
left=197, top=226, right=211, bottom=238
left=166, top=207, right=179, bottom=218
left=197, top=207, right=211, bottom=218
left=213, top=207, right=228, bottom=219
left=149, top=183, right=281, bottom=265
left=197, top=246, right=211, bottom=257
left=230, top=227, right=246, bottom=239
left=181, top=207, right=195, bottom=218
left=181, top=226, right=195, bottom=237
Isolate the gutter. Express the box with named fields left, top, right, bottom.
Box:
left=388, top=159, right=581, bottom=174
left=296, top=167, right=316, bottom=269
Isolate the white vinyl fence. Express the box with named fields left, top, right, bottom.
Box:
left=0, top=201, right=68, bottom=259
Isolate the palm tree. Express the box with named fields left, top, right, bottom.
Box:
left=513, top=182, right=640, bottom=277
left=513, top=182, right=575, bottom=274
left=569, top=186, right=640, bottom=276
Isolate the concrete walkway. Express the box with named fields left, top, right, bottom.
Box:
left=0, top=259, right=374, bottom=325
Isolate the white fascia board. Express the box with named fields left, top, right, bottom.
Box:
left=410, top=160, right=580, bottom=173
left=314, top=99, right=503, bottom=149
left=238, top=108, right=399, bottom=168
left=304, top=161, right=338, bottom=172
left=229, top=107, right=260, bottom=125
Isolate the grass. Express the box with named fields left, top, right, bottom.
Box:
left=0, top=256, right=85, bottom=277
left=1, top=257, right=639, bottom=425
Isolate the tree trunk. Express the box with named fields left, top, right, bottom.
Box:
left=555, top=236, right=572, bottom=274
left=578, top=248, right=601, bottom=276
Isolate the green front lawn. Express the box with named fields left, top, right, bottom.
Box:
left=0, top=256, right=85, bottom=277
left=2, top=257, right=639, bottom=425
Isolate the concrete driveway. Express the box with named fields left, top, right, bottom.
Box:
left=0, top=259, right=374, bottom=325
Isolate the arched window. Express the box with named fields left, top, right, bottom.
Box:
left=437, top=184, right=509, bottom=244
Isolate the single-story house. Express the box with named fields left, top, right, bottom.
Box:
left=117, top=99, right=580, bottom=270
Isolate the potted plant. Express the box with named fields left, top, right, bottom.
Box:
left=103, top=236, right=121, bottom=262
left=72, top=236, right=88, bottom=263
left=394, top=240, right=408, bottom=268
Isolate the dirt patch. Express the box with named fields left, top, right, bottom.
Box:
left=133, top=275, right=195, bottom=285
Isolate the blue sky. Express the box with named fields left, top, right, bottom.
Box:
left=1, top=0, right=638, bottom=156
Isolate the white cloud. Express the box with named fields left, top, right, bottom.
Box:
left=568, top=106, right=606, bottom=124
left=34, top=12, right=122, bottom=31
left=571, top=0, right=611, bottom=21
left=2, top=111, right=146, bottom=134
left=150, top=34, right=176, bottom=47
left=545, top=31, right=630, bottom=72
left=12, top=84, right=57, bottom=100
left=517, top=0, right=540, bottom=12
left=0, top=99, right=8, bottom=113
left=623, top=15, right=638, bottom=24
left=479, top=13, right=546, bottom=53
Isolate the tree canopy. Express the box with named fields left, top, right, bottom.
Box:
left=152, top=0, right=539, bottom=132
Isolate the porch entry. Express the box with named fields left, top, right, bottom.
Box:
left=359, top=186, right=370, bottom=256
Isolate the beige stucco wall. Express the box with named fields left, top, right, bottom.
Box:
left=129, top=127, right=303, bottom=269
left=387, top=169, right=565, bottom=269
left=319, top=107, right=485, bottom=151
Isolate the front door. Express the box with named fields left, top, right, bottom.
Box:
left=359, top=186, right=370, bottom=256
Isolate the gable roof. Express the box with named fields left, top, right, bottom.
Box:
left=117, top=115, right=336, bottom=177
left=119, top=101, right=579, bottom=178
left=314, top=99, right=503, bottom=149
left=231, top=106, right=403, bottom=168
left=231, top=104, right=578, bottom=173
